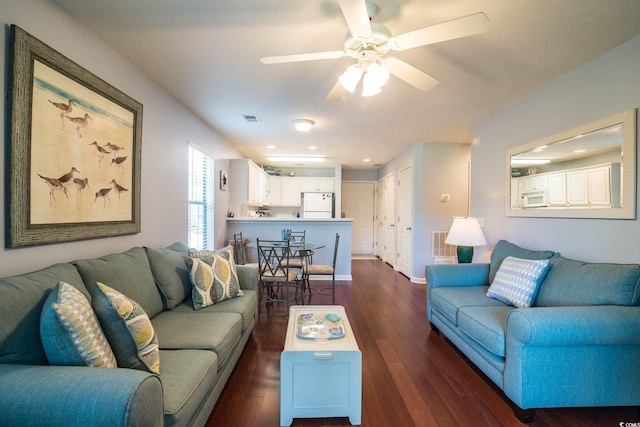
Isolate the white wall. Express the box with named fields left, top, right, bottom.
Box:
left=470, top=35, right=640, bottom=263
left=0, top=0, right=243, bottom=277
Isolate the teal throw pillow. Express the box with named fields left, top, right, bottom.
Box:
left=40, top=281, right=117, bottom=368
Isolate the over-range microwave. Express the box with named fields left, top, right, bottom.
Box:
left=521, top=190, right=549, bottom=208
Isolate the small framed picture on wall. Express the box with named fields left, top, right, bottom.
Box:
left=220, top=170, right=228, bottom=191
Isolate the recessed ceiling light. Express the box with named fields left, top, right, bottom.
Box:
left=266, top=145, right=276, bottom=149
left=292, top=119, right=315, bottom=132
left=267, top=156, right=325, bottom=163
left=363, top=158, right=371, bottom=162
left=308, top=146, right=317, bottom=150
left=574, top=149, right=586, bottom=153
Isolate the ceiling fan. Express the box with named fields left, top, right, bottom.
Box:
left=260, top=0, right=489, bottom=100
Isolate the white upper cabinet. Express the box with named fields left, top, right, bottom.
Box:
left=300, top=177, right=334, bottom=192
left=230, top=159, right=269, bottom=206
left=268, top=176, right=301, bottom=206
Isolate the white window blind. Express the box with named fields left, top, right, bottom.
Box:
left=188, top=145, right=214, bottom=250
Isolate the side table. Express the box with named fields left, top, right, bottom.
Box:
left=280, top=305, right=362, bottom=426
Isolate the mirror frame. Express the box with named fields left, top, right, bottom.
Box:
left=505, top=109, right=637, bottom=219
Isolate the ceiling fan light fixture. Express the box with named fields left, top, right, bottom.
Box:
left=292, top=119, right=315, bottom=132
left=366, top=62, right=390, bottom=87
left=339, top=65, right=363, bottom=93
left=361, top=78, right=382, bottom=96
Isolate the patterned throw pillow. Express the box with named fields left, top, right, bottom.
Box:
left=187, top=248, right=243, bottom=310
left=40, top=281, right=117, bottom=368
left=486, top=256, right=551, bottom=308
left=92, top=282, right=160, bottom=374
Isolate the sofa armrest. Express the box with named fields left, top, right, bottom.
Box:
left=507, top=306, right=640, bottom=346
left=504, top=306, right=640, bottom=410
left=236, top=264, right=258, bottom=291
left=0, top=365, right=163, bottom=427
left=425, top=263, right=490, bottom=289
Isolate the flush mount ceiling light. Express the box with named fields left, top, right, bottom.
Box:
left=267, top=156, right=325, bottom=163
left=292, top=119, right=315, bottom=132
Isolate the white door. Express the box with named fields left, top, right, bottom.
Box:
left=375, top=178, right=384, bottom=258
left=342, top=182, right=375, bottom=255
left=383, top=173, right=396, bottom=266
left=397, top=165, right=413, bottom=278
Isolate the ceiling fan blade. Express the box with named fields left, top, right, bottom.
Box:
left=384, top=57, right=439, bottom=91
left=260, top=50, right=346, bottom=64
left=389, top=12, right=489, bottom=51
left=338, top=0, right=372, bottom=38
left=325, top=81, right=344, bottom=101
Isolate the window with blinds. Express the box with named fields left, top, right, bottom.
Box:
left=188, top=145, right=214, bottom=250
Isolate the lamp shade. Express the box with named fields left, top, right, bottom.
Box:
left=445, top=217, right=487, bottom=247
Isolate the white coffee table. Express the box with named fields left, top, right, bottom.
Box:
left=280, top=305, right=362, bottom=426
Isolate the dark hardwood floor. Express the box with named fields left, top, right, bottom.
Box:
left=207, top=259, right=638, bottom=426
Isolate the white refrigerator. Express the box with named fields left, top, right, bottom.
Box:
left=303, top=193, right=334, bottom=218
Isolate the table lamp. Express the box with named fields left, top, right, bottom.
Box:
left=445, top=217, right=487, bottom=263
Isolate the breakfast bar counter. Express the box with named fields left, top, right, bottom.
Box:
left=227, top=218, right=353, bottom=280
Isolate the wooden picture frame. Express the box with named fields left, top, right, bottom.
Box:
left=6, top=25, right=143, bottom=247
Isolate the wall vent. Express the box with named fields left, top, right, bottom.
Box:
left=243, top=114, right=261, bottom=122
left=432, top=231, right=457, bottom=264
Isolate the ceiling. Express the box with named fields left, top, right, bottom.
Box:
left=52, top=0, right=640, bottom=170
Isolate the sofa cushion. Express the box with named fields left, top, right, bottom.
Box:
left=146, top=242, right=192, bottom=310
left=535, top=256, right=640, bottom=306
left=151, top=311, right=242, bottom=371
left=458, top=305, right=513, bottom=357
left=486, top=257, right=550, bottom=308
left=159, top=349, right=219, bottom=427
left=430, top=286, right=506, bottom=326
left=40, top=282, right=117, bottom=368
left=489, top=240, right=556, bottom=283
left=172, top=289, right=259, bottom=332
left=186, top=250, right=243, bottom=310
left=92, top=282, right=160, bottom=374
left=73, top=247, right=164, bottom=318
left=0, top=262, right=87, bottom=365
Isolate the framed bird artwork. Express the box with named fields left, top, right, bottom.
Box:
left=6, top=25, right=143, bottom=247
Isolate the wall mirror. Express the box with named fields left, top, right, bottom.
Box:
left=505, top=109, right=636, bottom=219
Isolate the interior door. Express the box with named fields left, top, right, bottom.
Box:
left=375, top=178, right=384, bottom=258
left=397, top=165, right=413, bottom=278
left=383, top=173, right=396, bottom=266
left=342, top=182, right=375, bottom=255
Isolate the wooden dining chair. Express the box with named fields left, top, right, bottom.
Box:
left=256, top=239, right=303, bottom=306
left=303, top=233, right=339, bottom=304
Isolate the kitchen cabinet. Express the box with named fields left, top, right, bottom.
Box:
left=268, top=176, right=301, bottom=206
left=547, top=173, right=567, bottom=205
left=300, top=177, right=334, bottom=192
left=230, top=159, right=269, bottom=206
left=567, top=165, right=614, bottom=207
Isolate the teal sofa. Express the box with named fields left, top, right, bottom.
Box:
left=425, top=240, right=640, bottom=422
left=0, top=243, right=259, bottom=427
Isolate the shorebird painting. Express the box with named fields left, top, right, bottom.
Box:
left=73, top=177, right=89, bottom=208
left=111, top=156, right=128, bottom=175
left=58, top=167, right=80, bottom=188
left=95, top=187, right=112, bottom=208
left=89, top=141, right=111, bottom=164
left=105, top=142, right=124, bottom=156
left=48, top=99, right=75, bottom=125
left=37, top=173, right=68, bottom=205
left=109, top=179, right=129, bottom=201
left=65, top=113, right=92, bottom=138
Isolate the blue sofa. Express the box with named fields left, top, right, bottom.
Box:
left=0, top=243, right=259, bottom=427
left=425, top=240, right=640, bottom=422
